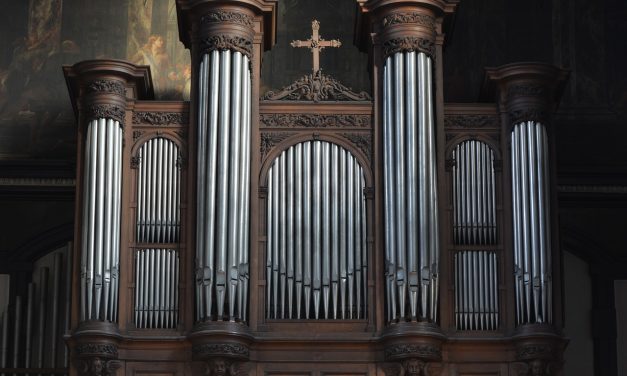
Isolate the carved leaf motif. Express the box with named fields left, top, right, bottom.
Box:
left=201, top=10, right=254, bottom=29
left=342, top=133, right=372, bottom=163
left=85, top=104, right=125, bottom=125
left=192, top=343, right=250, bottom=358
left=262, top=71, right=372, bottom=102
left=86, top=79, right=126, bottom=97
left=382, top=37, right=435, bottom=60
left=202, top=35, right=253, bottom=60
left=509, top=109, right=548, bottom=125
left=260, top=113, right=371, bottom=128
left=382, top=13, right=435, bottom=30
left=132, top=111, right=186, bottom=125
left=507, top=85, right=546, bottom=100
left=444, top=114, right=500, bottom=129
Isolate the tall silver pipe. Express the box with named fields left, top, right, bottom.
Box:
left=266, top=166, right=273, bottom=318
left=331, top=144, right=340, bottom=319
left=94, top=118, right=106, bottom=319
left=51, top=253, right=61, bottom=366
left=238, top=56, right=251, bottom=321
left=1, top=310, right=8, bottom=371
left=347, top=152, right=355, bottom=319
left=418, top=52, right=429, bottom=319
left=512, top=129, right=523, bottom=324
left=86, top=120, right=98, bottom=320
left=303, top=143, right=312, bottom=318
left=80, top=123, right=92, bottom=321
left=112, top=125, right=122, bottom=323
left=12, top=295, right=21, bottom=369
left=272, top=162, right=280, bottom=318
left=227, top=51, right=243, bottom=320
left=280, top=151, right=287, bottom=318
left=536, top=123, right=548, bottom=322
left=294, top=144, right=303, bottom=319
left=527, top=122, right=541, bottom=323
left=322, top=143, right=330, bottom=319
left=312, top=141, right=322, bottom=319
left=102, top=121, right=114, bottom=320
left=37, top=267, right=48, bottom=368
left=196, top=56, right=208, bottom=315
left=64, top=242, right=73, bottom=367
left=405, top=51, right=418, bottom=319
left=25, top=283, right=34, bottom=368
left=287, top=147, right=295, bottom=319
left=339, top=149, right=347, bottom=319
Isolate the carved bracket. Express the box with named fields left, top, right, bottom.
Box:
left=262, top=71, right=372, bottom=102
left=260, top=132, right=290, bottom=159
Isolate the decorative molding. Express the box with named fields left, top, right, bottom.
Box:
left=202, top=34, right=253, bottom=60
left=557, top=185, right=627, bottom=194
left=0, top=177, right=75, bottom=187
left=203, top=358, right=250, bottom=376
left=342, top=133, right=372, bottom=163
left=513, top=359, right=559, bottom=376
left=444, top=114, right=500, bottom=129
left=132, top=111, right=186, bottom=125
left=509, top=109, right=548, bottom=126
left=86, top=79, right=126, bottom=97
left=385, top=344, right=441, bottom=361
left=262, top=71, right=372, bottom=102
left=75, top=343, right=118, bottom=357
left=192, top=343, right=249, bottom=358
left=382, top=13, right=435, bottom=30
left=516, top=344, right=554, bottom=360
left=382, top=37, right=435, bottom=60
left=85, top=104, right=125, bottom=125
left=201, top=10, right=254, bottom=29
left=260, top=132, right=290, bottom=159
left=260, top=113, right=371, bottom=128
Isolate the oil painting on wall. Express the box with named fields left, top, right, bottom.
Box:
left=0, top=0, right=190, bottom=160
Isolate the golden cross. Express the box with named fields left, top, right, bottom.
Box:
left=290, top=20, right=341, bottom=73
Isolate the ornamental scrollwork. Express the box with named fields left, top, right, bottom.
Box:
left=260, top=113, right=371, bottom=128
left=201, top=10, right=254, bottom=29
left=132, top=111, right=187, bottom=125
left=260, top=132, right=290, bottom=159
left=382, top=13, right=435, bottom=30
left=262, top=71, right=372, bottom=102
left=202, top=35, right=252, bottom=60
left=75, top=358, right=121, bottom=376
left=444, top=114, right=500, bottom=129
left=192, top=343, right=249, bottom=358
left=382, top=37, right=435, bottom=60
left=75, top=343, right=118, bottom=356
left=86, top=79, right=126, bottom=97
left=85, top=104, right=125, bottom=125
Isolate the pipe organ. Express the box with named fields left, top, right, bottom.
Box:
left=39, top=1, right=575, bottom=375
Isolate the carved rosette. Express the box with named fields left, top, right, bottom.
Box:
left=85, top=104, right=126, bottom=125
left=262, top=71, right=372, bottom=102
left=260, top=113, right=371, bottom=128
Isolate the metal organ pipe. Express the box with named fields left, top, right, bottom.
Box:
left=265, top=141, right=368, bottom=320
left=511, top=121, right=552, bottom=325
left=195, top=51, right=252, bottom=322
left=382, top=51, right=440, bottom=323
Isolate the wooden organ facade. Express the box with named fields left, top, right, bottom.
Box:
left=56, top=0, right=572, bottom=375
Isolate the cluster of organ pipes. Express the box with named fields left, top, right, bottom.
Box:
left=136, top=138, right=181, bottom=244
left=80, top=118, right=122, bottom=322
left=452, top=141, right=497, bottom=245
left=511, top=121, right=552, bottom=325
left=195, top=50, right=251, bottom=322
left=454, top=251, right=499, bottom=330
left=134, top=249, right=180, bottom=329
left=0, top=251, right=71, bottom=373
left=266, top=142, right=368, bottom=320
left=383, top=51, right=440, bottom=322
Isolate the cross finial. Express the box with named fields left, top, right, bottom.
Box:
left=290, top=20, right=341, bottom=73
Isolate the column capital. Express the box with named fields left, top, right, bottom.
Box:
left=63, top=59, right=153, bottom=126
left=355, top=0, right=458, bottom=58
left=486, top=62, right=569, bottom=127
left=176, top=0, right=277, bottom=58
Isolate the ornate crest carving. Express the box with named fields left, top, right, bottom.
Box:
left=382, top=37, right=435, bottom=60
left=262, top=71, right=372, bottom=102
left=260, top=113, right=371, bottom=128
left=342, top=133, right=372, bottom=163
left=192, top=343, right=249, bottom=358
left=260, top=132, right=290, bottom=159
left=75, top=358, right=121, bottom=376
left=202, top=35, right=252, bottom=60
left=86, top=79, right=126, bottom=97
left=444, top=114, right=500, bottom=129
left=85, top=104, right=125, bottom=125
left=132, top=111, right=187, bottom=125
left=382, top=13, right=435, bottom=30
left=201, top=11, right=254, bottom=29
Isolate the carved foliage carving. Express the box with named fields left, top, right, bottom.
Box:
left=385, top=344, right=442, bottom=361
left=86, top=79, right=126, bottom=97
left=192, top=343, right=249, bottom=358
left=342, top=133, right=372, bottom=163
left=201, top=10, right=254, bottom=29
left=262, top=71, right=372, bottom=102
left=202, top=35, right=252, bottom=60
left=509, top=109, right=548, bottom=126
left=132, top=111, right=187, bottom=125
left=85, top=104, right=125, bottom=125
left=203, top=358, right=250, bottom=376
left=382, top=13, right=435, bottom=30
left=507, top=85, right=546, bottom=101
left=444, top=114, right=500, bottom=129
left=382, top=37, right=435, bottom=60
left=75, top=358, right=121, bottom=376
left=75, top=343, right=118, bottom=356
left=260, top=132, right=290, bottom=159
left=260, top=113, right=371, bottom=128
